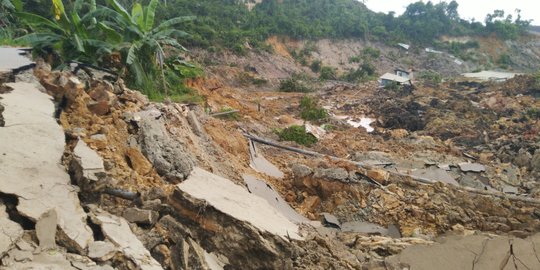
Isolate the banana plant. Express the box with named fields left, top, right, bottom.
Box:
left=93, top=0, right=194, bottom=90
left=16, top=0, right=114, bottom=64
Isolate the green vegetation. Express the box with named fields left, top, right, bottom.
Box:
left=276, top=125, right=317, bottom=146
left=496, top=53, right=513, bottom=68
left=279, top=75, right=311, bottom=92
left=342, top=62, right=376, bottom=83
left=12, top=0, right=201, bottom=102
left=154, top=0, right=530, bottom=54
left=310, top=60, right=321, bottom=72
left=319, top=66, right=337, bottom=81
left=299, top=96, right=327, bottom=121
left=418, top=71, right=442, bottom=86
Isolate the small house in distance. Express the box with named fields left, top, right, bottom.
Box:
left=379, top=68, right=413, bottom=87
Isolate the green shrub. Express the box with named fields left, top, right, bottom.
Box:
left=299, top=96, right=328, bottom=121
left=276, top=125, right=318, bottom=146
left=497, top=53, right=512, bottom=68
left=310, top=60, right=322, bottom=72
left=342, top=62, right=376, bottom=83
left=418, top=71, right=442, bottom=86
left=348, top=56, right=361, bottom=63
left=362, top=47, right=381, bottom=59
left=319, top=66, right=337, bottom=80
left=279, top=77, right=311, bottom=93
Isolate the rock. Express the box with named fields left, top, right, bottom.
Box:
left=458, top=163, right=486, bottom=173
left=136, top=109, right=195, bottom=183
left=123, top=208, right=159, bottom=226
left=0, top=82, right=93, bottom=253
left=87, top=100, right=111, bottom=116
left=389, top=129, right=409, bottom=139
left=36, top=209, right=58, bottom=250
left=531, top=149, right=540, bottom=172
left=155, top=215, right=192, bottom=244
left=125, top=147, right=153, bottom=176
left=187, top=111, right=204, bottom=136
left=88, top=241, right=117, bottom=262
left=143, top=187, right=167, bottom=201
left=514, top=148, right=532, bottom=168
left=314, top=168, right=349, bottom=181
left=366, top=169, right=390, bottom=184
left=0, top=104, right=4, bottom=127
left=292, top=163, right=313, bottom=178
left=90, top=209, right=163, bottom=270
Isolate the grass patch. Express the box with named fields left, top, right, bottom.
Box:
left=276, top=125, right=318, bottom=146
left=279, top=77, right=312, bottom=93
left=299, top=96, right=328, bottom=121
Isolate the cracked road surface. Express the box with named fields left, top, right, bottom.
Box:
left=386, top=233, right=540, bottom=270
left=0, top=82, right=93, bottom=251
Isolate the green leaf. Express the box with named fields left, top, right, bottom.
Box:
left=131, top=3, right=144, bottom=30
left=73, top=33, right=85, bottom=52
left=144, top=0, right=158, bottom=32
left=98, top=22, right=122, bottom=43
left=107, top=0, right=131, bottom=22
left=152, top=16, right=195, bottom=34
left=126, top=41, right=141, bottom=65
left=16, top=12, right=65, bottom=32
left=16, top=32, right=63, bottom=46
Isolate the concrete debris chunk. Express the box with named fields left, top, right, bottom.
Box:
left=0, top=82, right=93, bottom=252
left=123, top=208, right=159, bottom=226
left=248, top=141, right=284, bottom=179
left=36, top=209, right=58, bottom=250
left=72, top=139, right=106, bottom=183
left=178, top=167, right=302, bottom=240
left=88, top=241, right=117, bottom=262
left=243, top=175, right=309, bottom=224
left=291, top=163, right=313, bottom=178
left=90, top=209, right=163, bottom=270
left=410, top=168, right=459, bottom=186
left=458, top=162, right=486, bottom=173
left=321, top=213, right=341, bottom=229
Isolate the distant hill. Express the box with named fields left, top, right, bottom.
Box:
left=529, top=25, right=540, bottom=35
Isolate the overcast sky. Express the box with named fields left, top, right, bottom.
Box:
left=364, top=0, right=538, bottom=25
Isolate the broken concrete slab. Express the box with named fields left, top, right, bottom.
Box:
left=458, top=162, right=486, bottom=173
left=410, top=168, right=459, bottom=186
left=386, top=233, right=540, bottom=270
left=0, top=82, right=93, bottom=252
left=36, top=209, right=58, bottom=250
left=90, top=209, right=163, bottom=270
left=178, top=167, right=301, bottom=240
left=0, top=47, right=34, bottom=72
left=72, top=139, right=106, bottom=183
left=243, top=174, right=310, bottom=225
left=248, top=140, right=284, bottom=179
left=0, top=211, right=24, bottom=257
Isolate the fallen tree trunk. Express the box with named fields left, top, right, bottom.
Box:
left=243, top=133, right=540, bottom=205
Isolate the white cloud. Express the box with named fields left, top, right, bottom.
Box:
left=364, top=0, right=538, bottom=24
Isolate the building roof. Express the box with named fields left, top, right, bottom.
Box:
left=380, top=73, right=411, bottom=83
